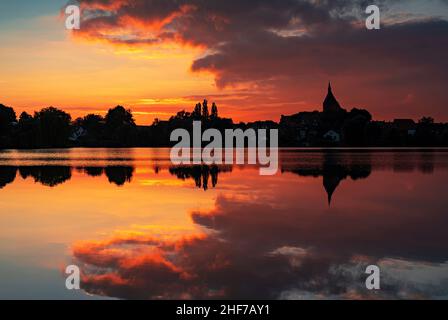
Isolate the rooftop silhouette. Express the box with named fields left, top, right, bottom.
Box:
left=281, top=152, right=373, bottom=206
left=323, top=82, right=343, bottom=114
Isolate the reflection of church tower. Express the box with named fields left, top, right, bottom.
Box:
left=323, top=82, right=342, bottom=113
left=321, top=152, right=373, bottom=206
left=322, top=153, right=345, bottom=206
left=323, top=174, right=342, bottom=206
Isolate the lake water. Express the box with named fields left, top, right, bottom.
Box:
left=0, top=148, right=448, bottom=300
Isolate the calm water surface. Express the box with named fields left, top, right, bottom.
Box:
left=0, top=148, right=448, bottom=299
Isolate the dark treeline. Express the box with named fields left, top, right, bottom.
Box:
left=0, top=100, right=261, bottom=148
left=0, top=104, right=140, bottom=148
left=1, top=89, right=448, bottom=149
left=0, top=101, right=236, bottom=149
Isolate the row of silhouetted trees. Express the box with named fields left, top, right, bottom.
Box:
left=0, top=103, right=139, bottom=148
left=1, top=104, right=73, bottom=148
left=0, top=101, right=225, bottom=148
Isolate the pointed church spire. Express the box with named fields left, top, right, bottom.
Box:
left=323, top=81, right=342, bottom=113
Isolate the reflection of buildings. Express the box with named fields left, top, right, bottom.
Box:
left=282, top=151, right=443, bottom=205
left=169, top=165, right=232, bottom=191
left=282, top=152, right=372, bottom=205
left=322, top=154, right=371, bottom=205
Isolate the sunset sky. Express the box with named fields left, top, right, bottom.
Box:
left=0, top=0, right=448, bottom=124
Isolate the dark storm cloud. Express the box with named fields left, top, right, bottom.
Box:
left=73, top=0, right=380, bottom=45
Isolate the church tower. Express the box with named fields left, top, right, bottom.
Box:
left=323, top=82, right=343, bottom=113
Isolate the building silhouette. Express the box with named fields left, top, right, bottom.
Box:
left=323, top=82, right=343, bottom=114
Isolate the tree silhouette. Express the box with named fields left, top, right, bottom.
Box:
left=202, top=99, right=209, bottom=121
left=105, top=106, right=137, bottom=145
left=83, top=114, right=104, bottom=130
left=105, top=106, right=135, bottom=128
left=419, top=117, right=434, bottom=125
left=341, top=109, right=372, bottom=146
left=0, top=166, right=17, bottom=189
left=169, top=165, right=227, bottom=191
left=417, top=117, right=436, bottom=146
left=84, top=167, right=104, bottom=177
left=14, top=112, right=37, bottom=148
left=0, top=104, right=17, bottom=135
left=19, top=166, right=72, bottom=187
left=34, top=107, right=71, bottom=147
left=211, top=102, right=218, bottom=120
left=349, top=108, right=372, bottom=122
left=193, top=103, right=202, bottom=120
left=105, top=166, right=134, bottom=186
left=19, top=112, right=33, bottom=122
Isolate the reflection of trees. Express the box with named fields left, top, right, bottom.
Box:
left=0, top=165, right=135, bottom=188
left=0, top=166, right=17, bottom=189
left=83, top=167, right=104, bottom=177
left=19, top=166, right=72, bottom=187
left=105, top=166, right=134, bottom=186
left=282, top=152, right=372, bottom=205
left=169, top=165, right=232, bottom=190
left=0, top=164, right=234, bottom=190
